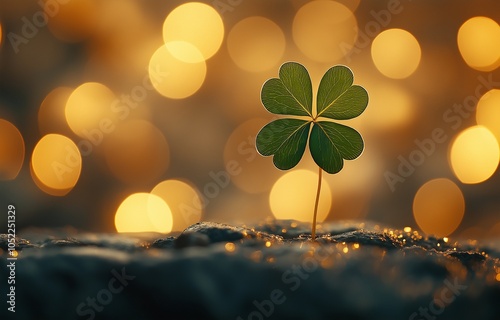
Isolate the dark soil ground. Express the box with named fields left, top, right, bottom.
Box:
left=1, top=220, right=499, bottom=320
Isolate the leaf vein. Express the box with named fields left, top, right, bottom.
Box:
left=281, top=80, right=312, bottom=117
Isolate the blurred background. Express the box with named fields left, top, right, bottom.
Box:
left=0, top=0, right=500, bottom=239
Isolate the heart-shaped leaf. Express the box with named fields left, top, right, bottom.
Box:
left=261, top=62, right=312, bottom=117
left=255, top=62, right=368, bottom=240
left=317, top=65, right=368, bottom=120
left=256, top=62, right=367, bottom=173
left=256, top=118, right=311, bottom=170
left=309, top=121, right=364, bottom=174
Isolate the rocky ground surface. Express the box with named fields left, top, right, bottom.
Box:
left=1, top=220, right=499, bottom=320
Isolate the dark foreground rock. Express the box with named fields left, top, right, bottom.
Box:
left=1, top=220, right=499, bottom=320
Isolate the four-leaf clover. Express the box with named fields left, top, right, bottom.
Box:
left=256, top=62, right=368, bottom=174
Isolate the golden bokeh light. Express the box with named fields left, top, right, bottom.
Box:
left=413, top=178, right=465, bottom=237
left=115, top=193, right=173, bottom=233
left=225, top=242, right=235, bottom=253
left=151, top=179, right=203, bottom=232
left=31, top=134, right=81, bottom=196
left=44, top=0, right=97, bottom=42
left=38, top=87, right=73, bottom=135
left=293, top=1, right=358, bottom=63
left=449, top=126, right=499, bottom=184
left=149, top=43, right=206, bottom=99
left=364, top=82, right=414, bottom=130
left=270, top=169, right=332, bottom=222
left=30, top=163, right=71, bottom=197
left=0, top=22, right=3, bottom=47
left=85, top=0, right=154, bottom=74
left=223, top=118, right=282, bottom=194
left=292, top=0, right=360, bottom=12
left=324, top=151, right=379, bottom=220
left=0, top=120, right=25, bottom=180
left=162, top=2, right=224, bottom=62
left=227, top=17, right=286, bottom=72
left=103, top=120, right=169, bottom=185
left=65, top=82, right=118, bottom=138
left=476, top=89, right=500, bottom=141
left=371, top=29, right=422, bottom=79
left=337, top=0, right=361, bottom=11
left=163, top=41, right=206, bottom=64
left=457, top=16, right=500, bottom=71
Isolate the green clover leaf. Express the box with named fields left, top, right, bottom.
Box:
left=256, top=62, right=368, bottom=174
left=255, top=62, right=368, bottom=240
left=256, top=118, right=311, bottom=170
left=261, top=62, right=313, bottom=117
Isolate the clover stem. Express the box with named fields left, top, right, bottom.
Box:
left=311, top=166, right=322, bottom=241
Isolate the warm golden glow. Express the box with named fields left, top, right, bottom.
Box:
left=450, top=126, right=499, bottom=184
left=85, top=1, right=157, bottom=74
left=363, top=82, right=414, bottom=129
left=103, top=120, right=169, bottom=185
left=339, top=0, right=361, bottom=11
left=0, top=22, right=3, bottom=47
left=38, top=87, right=73, bottom=135
left=65, top=82, right=118, bottom=138
left=30, top=163, right=71, bottom=197
left=413, top=178, right=465, bottom=237
left=227, top=17, right=285, bottom=72
left=476, top=89, right=500, bottom=141
left=225, top=242, right=236, bottom=252
left=458, top=17, right=500, bottom=71
left=291, top=0, right=360, bottom=12
left=223, top=118, right=282, bottom=194
left=31, top=134, right=81, bottom=196
left=459, top=227, right=481, bottom=240
left=0, top=120, right=25, bottom=180
left=270, top=169, right=331, bottom=222
left=323, top=151, right=377, bottom=220
left=163, top=41, right=205, bottom=64
left=115, top=193, right=173, bottom=233
left=44, top=0, right=97, bottom=42
left=162, top=2, right=224, bottom=62
left=149, top=43, right=206, bottom=99
left=371, top=29, right=421, bottom=79
left=151, top=179, right=202, bottom=232
left=293, top=1, right=358, bottom=63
